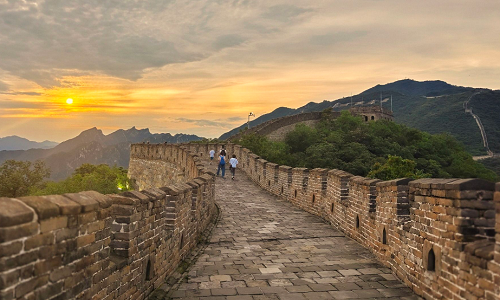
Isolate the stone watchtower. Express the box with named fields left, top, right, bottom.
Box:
left=349, top=106, right=394, bottom=122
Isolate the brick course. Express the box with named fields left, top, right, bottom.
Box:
left=199, top=142, right=500, bottom=300
left=0, top=143, right=216, bottom=300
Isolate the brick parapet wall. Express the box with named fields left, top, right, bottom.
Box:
left=226, top=112, right=326, bottom=142
left=198, top=142, right=500, bottom=300
left=491, top=183, right=500, bottom=297
left=0, top=143, right=216, bottom=300
left=226, top=111, right=345, bottom=142
left=225, top=107, right=392, bottom=142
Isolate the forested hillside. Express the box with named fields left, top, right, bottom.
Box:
left=220, top=79, right=500, bottom=156
left=237, top=111, right=498, bottom=182
left=0, top=127, right=203, bottom=180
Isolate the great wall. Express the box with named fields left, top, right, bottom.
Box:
left=0, top=144, right=217, bottom=300
left=1, top=137, right=500, bottom=299
left=227, top=107, right=393, bottom=142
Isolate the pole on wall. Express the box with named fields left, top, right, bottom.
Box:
left=247, top=112, right=255, bottom=129
left=380, top=93, right=383, bottom=112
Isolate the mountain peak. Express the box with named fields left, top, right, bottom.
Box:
left=361, top=79, right=468, bottom=96
left=124, top=126, right=150, bottom=133
left=0, top=135, right=58, bottom=151
left=79, top=127, right=104, bottom=138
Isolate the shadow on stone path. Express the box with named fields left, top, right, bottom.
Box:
left=168, top=172, right=420, bottom=300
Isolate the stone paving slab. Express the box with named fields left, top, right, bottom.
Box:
left=167, top=172, right=421, bottom=299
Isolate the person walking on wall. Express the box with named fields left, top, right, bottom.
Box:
left=217, top=150, right=226, bottom=178
left=229, top=154, right=238, bottom=180
left=209, top=149, right=215, bottom=165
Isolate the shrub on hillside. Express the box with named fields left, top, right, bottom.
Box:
left=0, top=160, right=50, bottom=197
left=238, top=110, right=498, bottom=181
left=31, top=163, right=131, bottom=195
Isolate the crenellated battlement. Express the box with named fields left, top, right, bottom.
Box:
left=184, top=142, right=500, bottom=300
left=0, top=143, right=217, bottom=300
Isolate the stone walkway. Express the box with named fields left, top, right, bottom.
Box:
left=168, top=172, right=420, bottom=300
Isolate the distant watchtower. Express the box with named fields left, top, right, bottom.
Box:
left=349, top=106, right=393, bottom=122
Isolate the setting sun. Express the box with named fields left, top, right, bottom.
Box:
left=66, top=98, right=73, bottom=104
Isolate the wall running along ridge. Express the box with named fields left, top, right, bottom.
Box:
left=226, top=107, right=393, bottom=142
left=186, top=142, right=500, bottom=300
left=0, top=143, right=217, bottom=300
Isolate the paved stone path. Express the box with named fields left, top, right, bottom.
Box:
left=169, top=173, right=420, bottom=299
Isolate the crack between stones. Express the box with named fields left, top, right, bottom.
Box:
left=208, top=234, right=346, bottom=244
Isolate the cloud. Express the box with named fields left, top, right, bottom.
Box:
left=262, top=4, right=311, bottom=22
left=0, top=100, right=53, bottom=109
left=176, top=117, right=244, bottom=128
left=227, top=116, right=245, bottom=122
left=213, top=34, right=245, bottom=50
left=0, top=81, right=9, bottom=91
left=177, top=118, right=227, bottom=127
left=309, top=31, right=368, bottom=46
left=0, top=0, right=203, bottom=86
left=0, top=91, right=42, bottom=96
left=0, top=1, right=317, bottom=88
left=2, top=0, right=500, bottom=141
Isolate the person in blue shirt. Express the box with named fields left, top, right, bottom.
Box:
left=216, top=150, right=226, bottom=178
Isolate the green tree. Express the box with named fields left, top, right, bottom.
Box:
left=285, top=124, right=321, bottom=153
left=191, top=138, right=222, bottom=144
left=235, top=108, right=499, bottom=182
left=31, top=164, right=131, bottom=195
left=0, top=160, right=50, bottom=197
left=238, top=134, right=293, bottom=166
left=480, top=157, right=500, bottom=177
left=368, top=155, right=430, bottom=180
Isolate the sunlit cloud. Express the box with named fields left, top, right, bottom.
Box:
left=0, top=0, right=499, bottom=141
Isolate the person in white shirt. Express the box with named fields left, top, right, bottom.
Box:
left=209, top=149, right=215, bottom=165
left=229, top=154, right=238, bottom=180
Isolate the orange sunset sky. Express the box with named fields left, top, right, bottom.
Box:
left=1, top=0, right=499, bottom=141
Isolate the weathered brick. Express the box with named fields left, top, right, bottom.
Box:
left=19, top=196, right=60, bottom=220
left=63, top=193, right=99, bottom=212
left=24, top=232, right=54, bottom=251
left=0, top=269, right=19, bottom=289
left=43, top=195, right=81, bottom=215
left=49, top=266, right=72, bottom=283
left=34, top=281, right=63, bottom=300
left=0, top=222, right=38, bottom=243
left=15, top=275, right=48, bottom=298
left=80, top=191, right=112, bottom=208
left=34, top=257, right=62, bottom=276
left=40, top=216, right=68, bottom=233
left=113, top=205, right=135, bottom=216
left=0, top=198, right=34, bottom=227
left=78, top=212, right=97, bottom=225
left=55, top=228, right=78, bottom=243
left=0, top=241, right=22, bottom=258
left=77, top=234, right=95, bottom=248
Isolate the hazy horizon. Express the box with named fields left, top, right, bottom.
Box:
left=1, top=0, right=499, bottom=142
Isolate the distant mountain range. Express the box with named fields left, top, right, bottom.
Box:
left=0, top=136, right=58, bottom=151
left=0, top=127, right=202, bottom=180
left=220, top=79, right=499, bottom=156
